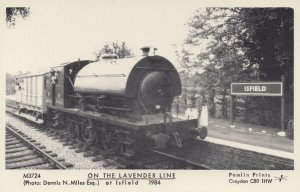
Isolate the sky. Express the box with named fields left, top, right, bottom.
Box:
left=1, top=1, right=201, bottom=74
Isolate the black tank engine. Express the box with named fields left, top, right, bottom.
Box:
left=15, top=47, right=207, bottom=157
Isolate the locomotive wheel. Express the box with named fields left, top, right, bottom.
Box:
left=80, top=118, right=97, bottom=146
left=101, top=128, right=120, bottom=154
left=82, top=128, right=97, bottom=146
left=66, top=119, right=80, bottom=138
left=35, top=112, right=39, bottom=121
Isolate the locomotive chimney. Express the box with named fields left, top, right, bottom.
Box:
left=141, top=46, right=157, bottom=56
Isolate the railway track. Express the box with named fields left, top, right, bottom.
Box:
left=43, top=128, right=129, bottom=168
left=152, top=138, right=294, bottom=170
left=6, top=108, right=206, bottom=169
left=43, top=128, right=199, bottom=169
left=6, top=104, right=294, bottom=170
left=6, top=107, right=133, bottom=168
left=150, top=149, right=211, bottom=169
left=6, top=124, right=73, bottom=169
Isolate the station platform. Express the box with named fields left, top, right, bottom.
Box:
left=176, top=109, right=293, bottom=154
left=207, top=118, right=293, bottom=153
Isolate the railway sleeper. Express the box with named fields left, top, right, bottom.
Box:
left=83, top=150, right=99, bottom=157
left=75, top=146, right=89, bottom=153
left=63, top=140, right=76, bottom=146
left=6, top=138, right=19, bottom=143
left=69, top=143, right=82, bottom=149
left=6, top=158, right=47, bottom=169
left=92, top=154, right=106, bottom=162
left=61, top=162, right=74, bottom=168
left=6, top=141, right=22, bottom=146
left=6, top=137, right=16, bottom=141
left=6, top=147, right=30, bottom=154
left=6, top=151, right=36, bottom=160
left=6, top=154, right=40, bottom=164
left=6, top=136, right=16, bottom=140
left=6, top=143, right=26, bottom=150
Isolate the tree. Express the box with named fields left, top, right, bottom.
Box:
left=95, top=41, right=133, bottom=59
left=185, top=8, right=293, bottom=127
left=6, top=73, right=16, bottom=95
left=6, top=7, right=30, bottom=27
left=6, top=71, right=31, bottom=95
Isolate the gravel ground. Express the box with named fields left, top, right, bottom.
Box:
left=6, top=114, right=116, bottom=169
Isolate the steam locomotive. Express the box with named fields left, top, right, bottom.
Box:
left=13, top=47, right=207, bottom=157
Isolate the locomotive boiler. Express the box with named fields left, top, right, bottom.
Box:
left=72, top=47, right=181, bottom=118
left=14, top=47, right=208, bottom=158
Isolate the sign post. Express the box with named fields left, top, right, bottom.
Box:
left=230, top=95, right=235, bottom=128
left=280, top=76, right=285, bottom=133
left=230, top=80, right=284, bottom=135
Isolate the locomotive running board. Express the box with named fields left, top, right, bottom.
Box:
left=47, top=105, right=197, bottom=130
left=48, top=105, right=141, bottom=130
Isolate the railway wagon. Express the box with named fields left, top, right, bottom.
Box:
left=11, top=47, right=208, bottom=158
left=15, top=73, right=48, bottom=120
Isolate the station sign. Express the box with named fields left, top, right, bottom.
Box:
left=231, top=82, right=282, bottom=96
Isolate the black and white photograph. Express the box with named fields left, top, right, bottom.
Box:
left=0, top=0, right=298, bottom=191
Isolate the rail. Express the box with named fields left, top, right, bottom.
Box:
left=6, top=124, right=69, bottom=169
